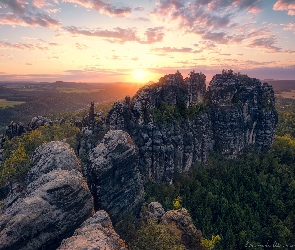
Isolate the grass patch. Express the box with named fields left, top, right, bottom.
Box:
left=0, top=99, right=25, bottom=108
left=57, top=87, right=96, bottom=93
left=276, top=90, right=295, bottom=99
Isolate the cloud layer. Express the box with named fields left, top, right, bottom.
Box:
left=63, top=26, right=165, bottom=44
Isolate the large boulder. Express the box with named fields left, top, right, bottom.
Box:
left=58, top=210, right=128, bottom=250
left=0, top=141, right=94, bottom=250
left=87, top=130, right=144, bottom=222
left=26, top=141, right=82, bottom=184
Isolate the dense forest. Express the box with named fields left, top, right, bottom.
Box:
left=0, top=90, right=295, bottom=249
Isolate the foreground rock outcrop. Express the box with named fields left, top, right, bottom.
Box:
left=87, top=130, right=144, bottom=222
left=26, top=141, right=82, bottom=184
left=0, top=142, right=94, bottom=250
left=58, top=210, right=128, bottom=250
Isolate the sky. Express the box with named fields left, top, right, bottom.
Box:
left=0, top=0, right=295, bottom=83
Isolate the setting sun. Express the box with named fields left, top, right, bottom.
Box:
left=133, top=70, right=148, bottom=83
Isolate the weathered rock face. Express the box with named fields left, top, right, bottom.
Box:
left=27, top=116, right=52, bottom=130
left=26, top=141, right=82, bottom=184
left=140, top=202, right=205, bottom=250
left=107, top=71, right=278, bottom=182
left=0, top=141, right=94, bottom=250
left=87, top=130, right=144, bottom=222
left=107, top=72, right=212, bottom=183
left=58, top=210, right=128, bottom=250
left=208, top=73, right=278, bottom=155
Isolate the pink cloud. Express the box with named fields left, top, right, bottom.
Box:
left=248, top=36, right=282, bottom=52
left=62, top=0, right=132, bottom=17
left=0, top=40, right=58, bottom=50
left=64, top=26, right=165, bottom=44
left=140, top=27, right=164, bottom=44
left=151, top=0, right=263, bottom=44
left=0, top=0, right=61, bottom=27
left=0, top=0, right=27, bottom=14
left=273, top=0, right=295, bottom=15
left=32, top=0, right=51, bottom=8
left=64, top=26, right=139, bottom=43
left=151, top=47, right=193, bottom=53
left=281, top=22, right=295, bottom=33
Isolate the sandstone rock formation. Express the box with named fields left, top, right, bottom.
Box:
left=140, top=202, right=205, bottom=250
left=26, top=141, right=82, bottom=184
left=87, top=130, right=144, bottom=222
left=5, top=121, right=26, bottom=139
left=0, top=141, right=94, bottom=250
left=27, top=116, right=53, bottom=130
left=208, top=72, right=278, bottom=155
left=107, top=70, right=278, bottom=182
left=143, top=201, right=166, bottom=221
left=161, top=208, right=205, bottom=250
left=58, top=210, right=128, bottom=250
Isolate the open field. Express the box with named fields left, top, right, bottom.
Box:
left=56, top=87, right=103, bottom=93
left=276, top=90, right=295, bottom=99
left=0, top=99, right=25, bottom=108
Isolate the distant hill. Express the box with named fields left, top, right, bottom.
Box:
left=263, top=79, right=295, bottom=93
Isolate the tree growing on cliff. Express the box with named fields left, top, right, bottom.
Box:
left=131, top=219, right=185, bottom=250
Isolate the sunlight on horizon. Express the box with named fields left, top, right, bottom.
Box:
left=132, top=69, right=149, bottom=84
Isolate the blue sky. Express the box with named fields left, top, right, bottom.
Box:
left=0, top=0, right=294, bottom=83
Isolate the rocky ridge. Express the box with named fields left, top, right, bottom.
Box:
left=106, top=71, right=278, bottom=182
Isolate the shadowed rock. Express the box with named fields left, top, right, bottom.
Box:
left=58, top=210, right=128, bottom=250
left=87, top=130, right=144, bottom=222
left=0, top=141, right=94, bottom=250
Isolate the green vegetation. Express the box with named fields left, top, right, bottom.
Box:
left=0, top=123, right=79, bottom=188
left=145, top=141, right=295, bottom=249
left=0, top=99, right=25, bottom=108
left=153, top=102, right=207, bottom=123
left=56, top=87, right=93, bottom=93
left=131, top=219, right=185, bottom=250
left=201, top=235, right=221, bottom=250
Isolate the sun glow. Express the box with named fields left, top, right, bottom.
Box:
left=132, top=69, right=148, bottom=83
